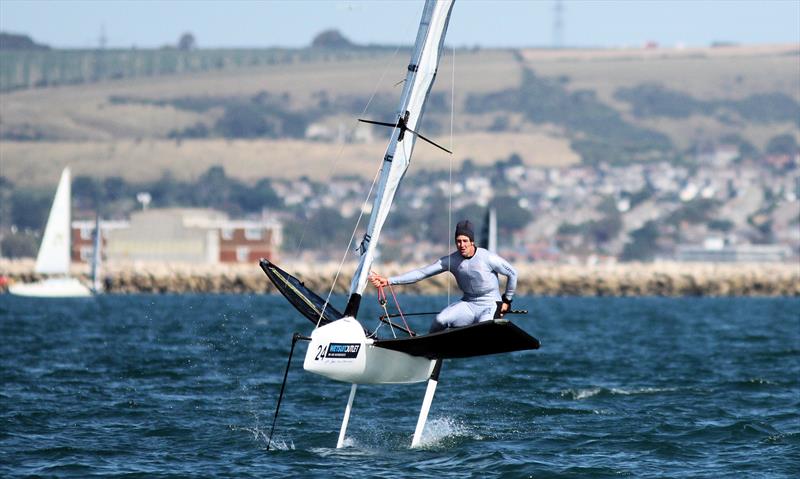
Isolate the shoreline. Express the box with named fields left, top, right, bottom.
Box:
left=1, top=259, right=798, bottom=296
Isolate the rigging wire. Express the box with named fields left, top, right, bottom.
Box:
left=376, top=285, right=396, bottom=338
left=317, top=12, right=452, bottom=327
left=316, top=164, right=381, bottom=328
left=315, top=91, right=412, bottom=328
left=313, top=13, right=423, bottom=328
left=387, top=283, right=412, bottom=333
left=292, top=43, right=406, bottom=256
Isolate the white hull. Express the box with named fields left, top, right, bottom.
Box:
left=303, top=317, right=434, bottom=384
left=9, top=277, right=92, bottom=298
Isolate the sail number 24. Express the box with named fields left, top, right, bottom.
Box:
left=315, top=343, right=362, bottom=360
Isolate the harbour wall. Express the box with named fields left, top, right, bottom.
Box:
left=2, top=259, right=798, bottom=296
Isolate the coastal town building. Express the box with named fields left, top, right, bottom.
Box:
left=71, top=208, right=282, bottom=264
left=71, top=219, right=129, bottom=263
left=261, top=143, right=797, bottom=264
left=675, top=239, right=792, bottom=263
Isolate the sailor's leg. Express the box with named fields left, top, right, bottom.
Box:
left=429, top=301, right=474, bottom=333
left=475, top=301, right=499, bottom=323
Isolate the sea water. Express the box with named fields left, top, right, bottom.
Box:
left=1, top=295, right=798, bottom=478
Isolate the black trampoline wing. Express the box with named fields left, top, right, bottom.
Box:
left=259, top=259, right=343, bottom=327
left=373, top=320, right=540, bottom=359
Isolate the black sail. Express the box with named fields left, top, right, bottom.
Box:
left=260, top=259, right=343, bottom=326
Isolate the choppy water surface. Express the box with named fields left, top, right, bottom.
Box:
left=1, top=295, right=798, bottom=478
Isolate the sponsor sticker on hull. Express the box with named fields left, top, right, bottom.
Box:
left=325, top=343, right=361, bottom=359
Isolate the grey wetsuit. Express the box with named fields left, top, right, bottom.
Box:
left=388, top=248, right=517, bottom=333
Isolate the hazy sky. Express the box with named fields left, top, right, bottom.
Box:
left=1, top=0, right=798, bottom=49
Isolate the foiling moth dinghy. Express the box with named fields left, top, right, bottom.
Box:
left=261, top=260, right=539, bottom=449
left=260, top=0, right=540, bottom=449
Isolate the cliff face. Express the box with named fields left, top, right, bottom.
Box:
left=2, top=259, right=798, bottom=296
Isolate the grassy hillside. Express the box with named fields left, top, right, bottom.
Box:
left=1, top=132, right=579, bottom=188
left=1, top=44, right=797, bottom=186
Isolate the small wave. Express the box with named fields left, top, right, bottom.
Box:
left=310, top=442, right=377, bottom=458
left=680, top=420, right=779, bottom=441
left=561, top=386, right=677, bottom=400
left=266, top=439, right=295, bottom=451
left=736, top=377, right=776, bottom=386
left=764, top=431, right=798, bottom=444
left=610, top=386, right=678, bottom=395
left=568, top=387, right=602, bottom=400
left=340, top=436, right=358, bottom=448
left=414, top=417, right=481, bottom=449
left=531, top=406, right=600, bottom=416
left=230, top=424, right=294, bottom=451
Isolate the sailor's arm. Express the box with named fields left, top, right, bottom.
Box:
left=369, top=259, right=445, bottom=288
left=488, top=252, right=517, bottom=305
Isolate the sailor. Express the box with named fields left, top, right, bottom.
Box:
left=369, top=219, right=517, bottom=333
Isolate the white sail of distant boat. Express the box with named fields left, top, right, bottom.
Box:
left=35, top=167, right=72, bottom=275
left=9, top=168, right=92, bottom=298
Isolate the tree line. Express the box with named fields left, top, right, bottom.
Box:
left=0, top=159, right=534, bottom=259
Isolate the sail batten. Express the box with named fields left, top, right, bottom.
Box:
left=347, top=0, right=455, bottom=311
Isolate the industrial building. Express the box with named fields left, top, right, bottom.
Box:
left=71, top=208, right=281, bottom=264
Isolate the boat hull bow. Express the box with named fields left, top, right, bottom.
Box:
left=9, top=277, right=92, bottom=298
left=303, top=317, right=435, bottom=384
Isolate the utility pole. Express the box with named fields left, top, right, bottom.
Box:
left=553, top=0, right=564, bottom=48
left=98, top=24, right=107, bottom=50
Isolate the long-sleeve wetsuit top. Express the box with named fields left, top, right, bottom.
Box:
left=388, top=248, right=517, bottom=303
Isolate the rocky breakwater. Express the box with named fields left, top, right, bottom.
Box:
left=371, top=262, right=800, bottom=296
left=0, top=260, right=271, bottom=294
left=1, top=259, right=798, bottom=296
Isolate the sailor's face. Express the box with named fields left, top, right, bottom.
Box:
left=455, top=235, right=475, bottom=257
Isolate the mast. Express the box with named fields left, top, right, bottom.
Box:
left=344, top=0, right=455, bottom=317
left=90, top=213, right=103, bottom=293
left=481, top=207, right=497, bottom=253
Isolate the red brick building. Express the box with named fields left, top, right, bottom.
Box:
left=70, top=220, right=127, bottom=263
left=218, top=220, right=282, bottom=263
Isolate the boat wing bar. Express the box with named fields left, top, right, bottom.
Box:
left=259, top=259, right=344, bottom=327
left=373, top=320, right=540, bottom=359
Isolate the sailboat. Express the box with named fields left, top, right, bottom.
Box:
left=261, top=0, right=539, bottom=449
left=8, top=167, right=93, bottom=298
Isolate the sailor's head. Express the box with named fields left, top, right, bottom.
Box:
left=454, top=220, right=475, bottom=257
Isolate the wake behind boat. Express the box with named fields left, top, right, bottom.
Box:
left=261, top=0, right=540, bottom=450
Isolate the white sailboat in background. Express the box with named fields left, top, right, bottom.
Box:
left=9, top=167, right=92, bottom=298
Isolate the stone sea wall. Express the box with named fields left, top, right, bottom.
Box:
left=2, top=259, right=798, bottom=296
